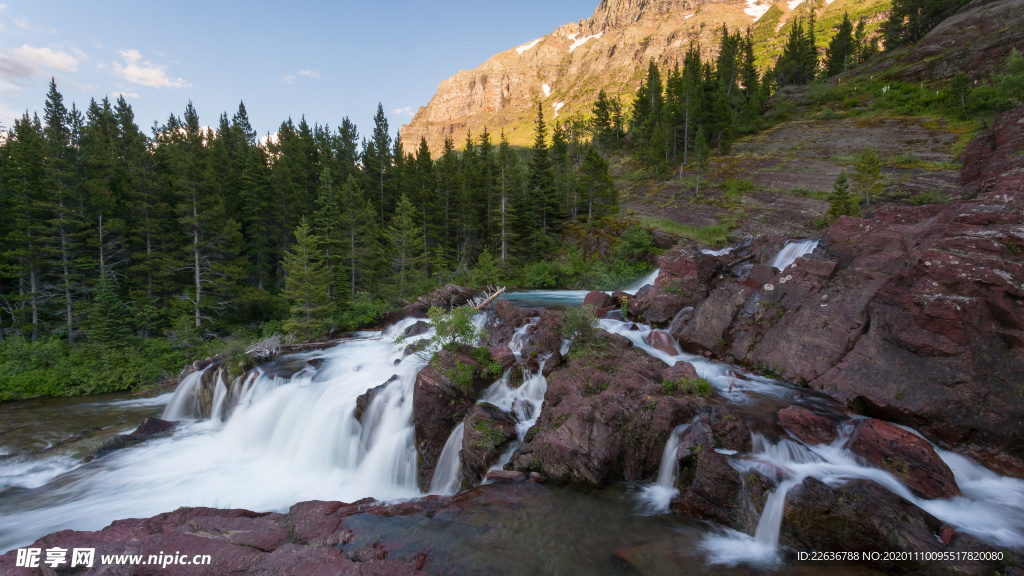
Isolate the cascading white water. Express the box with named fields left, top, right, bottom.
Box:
left=209, top=372, right=229, bottom=422
left=429, top=423, right=465, bottom=495
left=599, top=319, right=792, bottom=403
left=161, top=367, right=209, bottom=420
left=623, top=268, right=660, bottom=294
left=604, top=313, right=1024, bottom=565
left=636, top=423, right=690, bottom=514
left=700, top=246, right=734, bottom=257
left=0, top=317, right=434, bottom=553
left=769, top=239, right=819, bottom=271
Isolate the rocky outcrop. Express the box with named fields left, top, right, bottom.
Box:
left=401, top=0, right=865, bottom=151
left=626, top=247, right=722, bottom=326
left=458, top=403, right=519, bottom=487
left=667, top=106, right=1024, bottom=476
left=413, top=349, right=497, bottom=490
left=777, top=406, right=837, bottom=445
left=0, top=500, right=441, bottom=576
left=670, top=413, right=772, bottom=532
left=82, top=418, right=177, bottom=463
left=510, top=331, right=705, bottom=485
left=782, top=478, right=1003, bottom=575
left=864, top=0, right=1024, bottom=83
left=848, top=418, right=961, bottom=499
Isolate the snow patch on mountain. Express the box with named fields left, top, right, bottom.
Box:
left=745, top=0, right=771, bottom=20
left=516, top=38, right=542, bottom=55
left=569, top=32, right=603, bottom=53
left=542, top=84, right=551, bottom=97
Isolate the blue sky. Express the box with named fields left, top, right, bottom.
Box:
left=0, top=0, right=596, bottom=142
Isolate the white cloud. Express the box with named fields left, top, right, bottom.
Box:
left=13, top=45, right=79, bottom=72
left=282, top=74, right=296, bottom=84
left=0, top=5, right=8, bottom=12
left=115, top=90, right=139, bottom=99
left=392, top=106, right=414, bottom=116
left=298, top=69, right=322, bottom=78
left=14, top=18, right=27, bottom=30
left=112, top=49, right=189, bottom=89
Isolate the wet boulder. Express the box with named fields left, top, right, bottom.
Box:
left=413, top=348, right=498, bottom=491
left=402, top=320, right=431, bottom=339
left=486, top=469, right=527, bottom=482
left=354, top=376, right=398, bottom=422
left=459, top=402, right=519, bottom=487
left=82, top=417, right=178, bottom=462
left=777, top=406, right=838, bottom=445
left=511, top=331, right=704, bottom=486
left=783, top=477, right=1002, bottom=575
left=583, top=290, right=614, bottom=310
left=645, top=330, right=678, bottom=356
left=848, top=418, right=960, bottom=499
left=671, top=444, right=773, bottom=534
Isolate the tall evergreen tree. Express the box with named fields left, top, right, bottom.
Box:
left=281, top=218, right=332, bottom=339
left=824, top=12, right=855, bottom=77
left=525, top=103, right=557, bottom=254
left=387, top=194, right=427, bottom=301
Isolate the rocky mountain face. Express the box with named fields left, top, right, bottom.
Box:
left=400, top=0, right=790, bottom=151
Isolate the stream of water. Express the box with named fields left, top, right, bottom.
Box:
left=1, top=262, right=1022, bottom=572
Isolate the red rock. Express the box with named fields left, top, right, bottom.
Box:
left=485, top=469, right=527, bottom=482
left=510, top=331, right=704, bottom=485
left=778, top=406, right=838, bottom=445
left=783, top=477, right=999, bottom=574
left=583, top=290, right=614, bottom=309
left=661, top=361, right=698, bottom=383
left=848, top=419, right=961, bottom=500
left=459, top=402, right=518, bottom=486
left=656, top=247, right=720, bottom=287
left=488, top=345, right=516, bottom=370
left=645, top=330, right=678, bottom=355
left=940, top=525, right=957, bottom=547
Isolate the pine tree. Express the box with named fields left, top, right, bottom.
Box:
left=42, top=78, right=84, bottom=343
left=2, top=114, right=50, bottom=341
left=387, top=194, right=427, bottom=301
left=86, top=272, right=128, bottom=344
left=824, top=12, right=855, bottom=77
left=579, top=146, right=616, bottom=223
left=826, top=170, right=860, bottom=222
left=525, top=103, right=557, bottom=254
left=852, top=146, right=882, bottom=207
left=282, top=219, right=332, bottom=339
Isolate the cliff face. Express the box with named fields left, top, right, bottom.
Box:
left=401, top=0, right=775, bottom=151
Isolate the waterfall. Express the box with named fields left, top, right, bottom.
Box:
left=429, top=423, right=465, bottom=495
left=769, top=240, right=819, bottom=271
left=636, top=423, right=690, bottom=514
left=209, top=372, right=229, bottom=422
left=753, top=479, right=798, bottom=548
left=161, top=368, right=209, bottom=420
left=623, top=268, right=660, bottom=294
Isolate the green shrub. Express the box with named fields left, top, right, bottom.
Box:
left=419, top=305, right=483, bottom=361
left=562, top=305, right=600, bottom=360
left=523, top=261, right=562, bottom=288
left=662, top=376, right=713, bottom=397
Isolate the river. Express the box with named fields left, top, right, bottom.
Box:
left=1, top=258, right=1022, bottom=574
